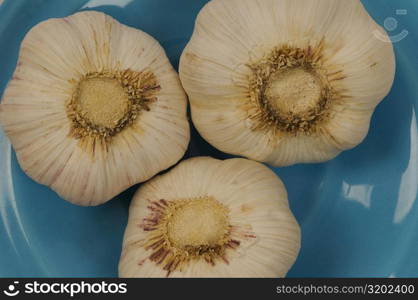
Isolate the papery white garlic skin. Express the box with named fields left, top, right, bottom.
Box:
left=0, top=11, right=190, bottom=206
left=179, top=0, right=396, bottom=167
left=119, top=157, right=301, bottom=278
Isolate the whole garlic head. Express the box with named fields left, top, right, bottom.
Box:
left=119, top=157, right=300, bottom=278
left=179, top=0, right=395, bottom=166
left=0, top=11, right=190, bottom=206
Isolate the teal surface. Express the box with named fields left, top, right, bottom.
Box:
left=0, top=0, right=417, bottom=277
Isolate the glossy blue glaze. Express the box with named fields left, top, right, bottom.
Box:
left=0, top=0, right=417, bottom=277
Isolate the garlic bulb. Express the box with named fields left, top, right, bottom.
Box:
left=0, top=11, right=190, bottom=206
left=119, top=157, right=300, bottom=277
left=179, top=0, right=395, bottom=166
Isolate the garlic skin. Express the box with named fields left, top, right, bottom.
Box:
left=179, top=0, right=396, bottom=166
left=0, top=11, right=190, bottom=206
left=119, top=157, right=300, bottom=278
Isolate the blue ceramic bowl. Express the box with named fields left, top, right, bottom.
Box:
left=0, top=0, right=417, bottom=277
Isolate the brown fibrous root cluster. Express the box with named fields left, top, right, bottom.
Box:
left=66, top=69, right=160, bottom=149
left=246, top=40, right=344, bottom=136
left=138, top=197, right=255, bottom=276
